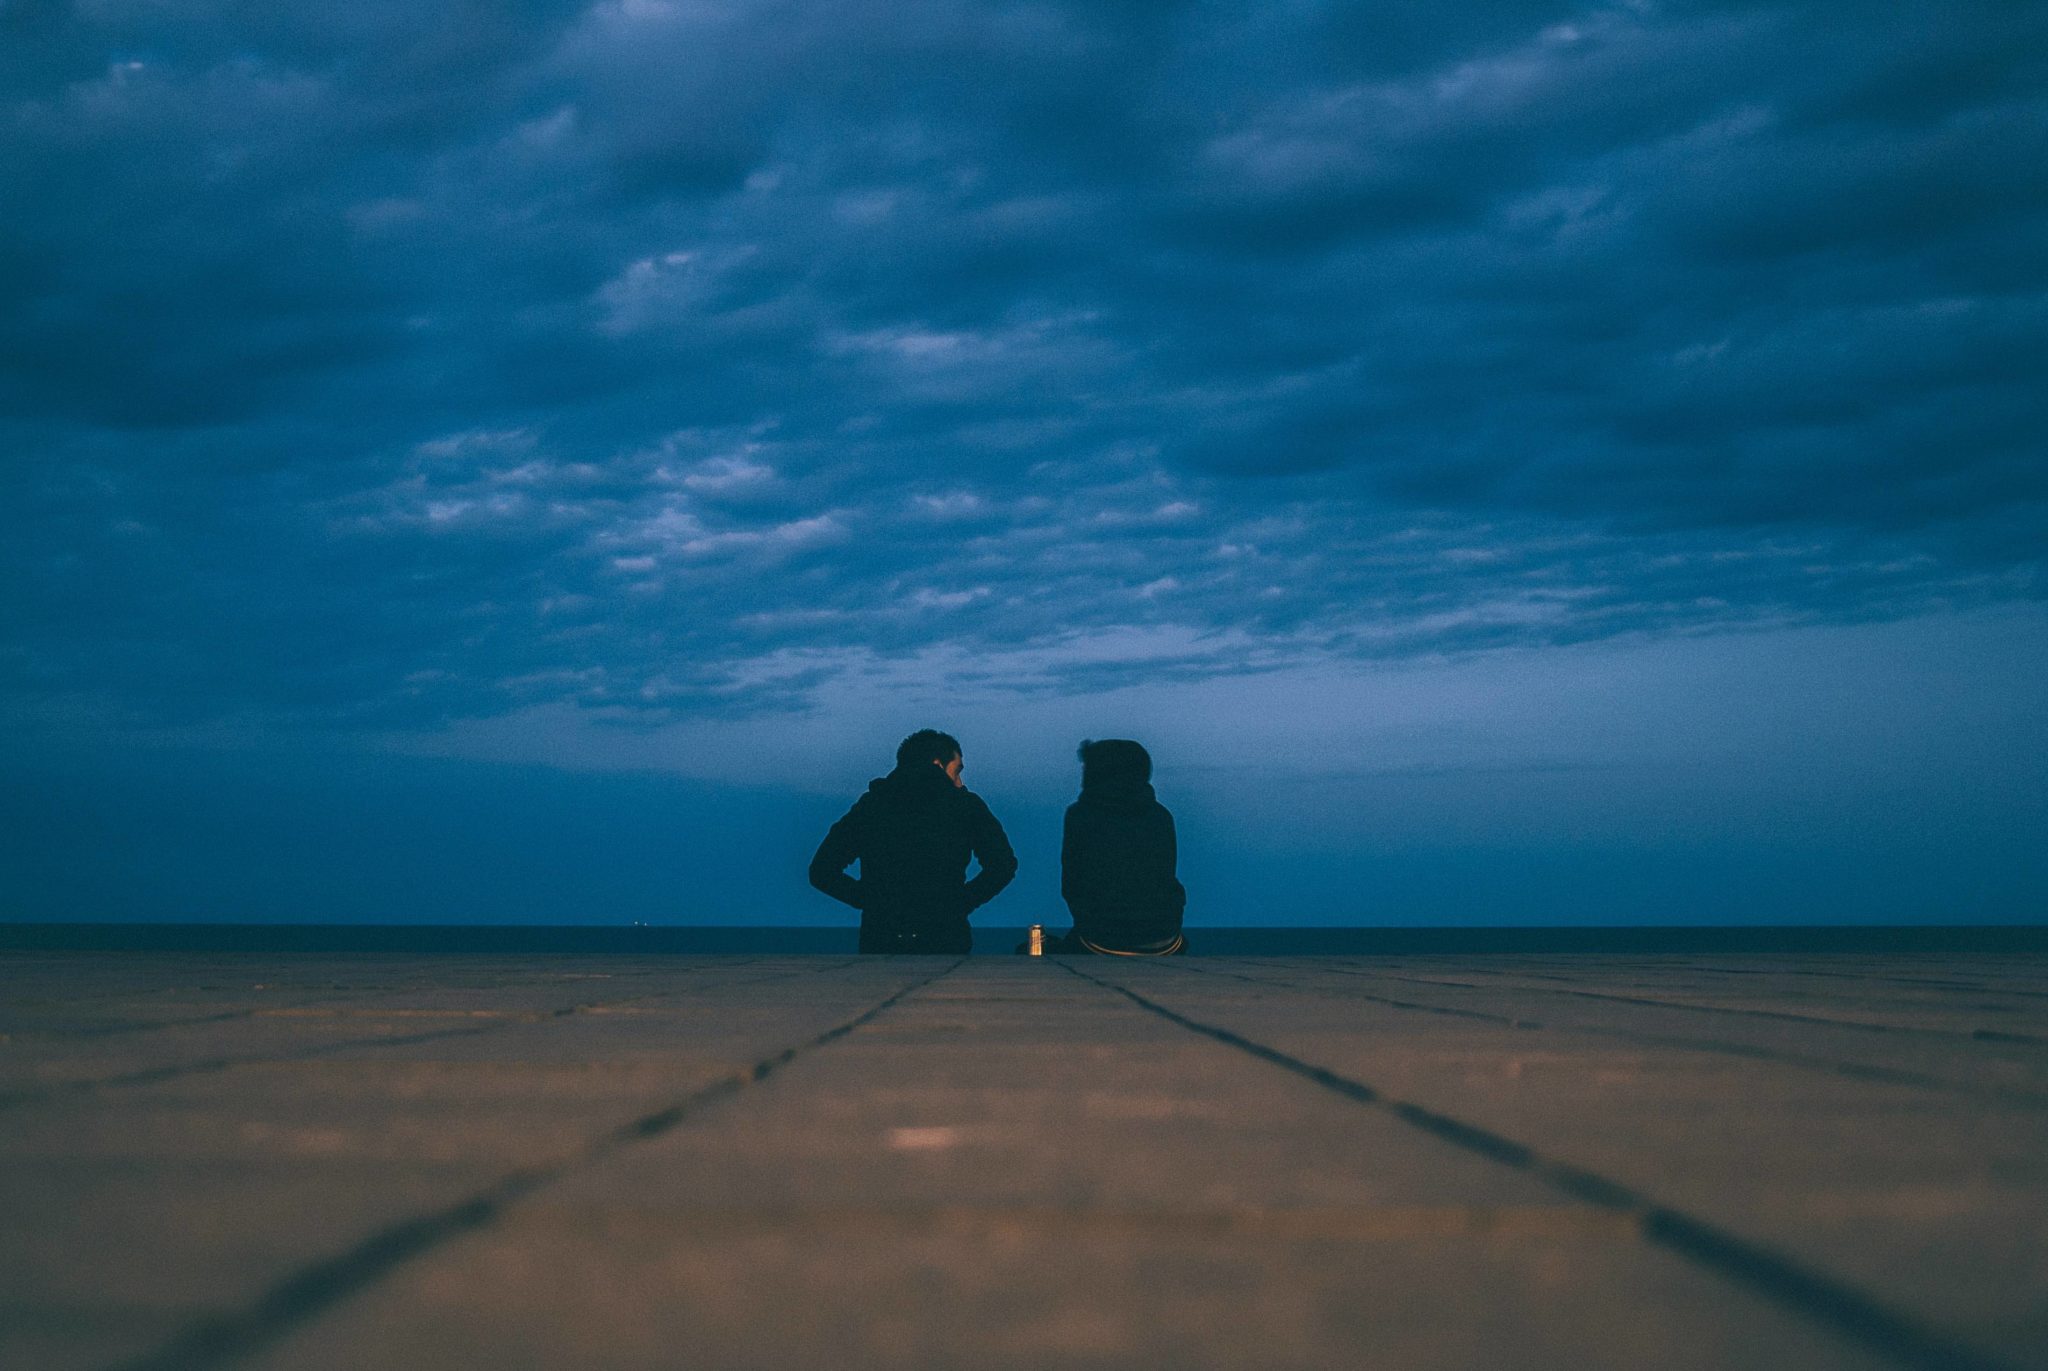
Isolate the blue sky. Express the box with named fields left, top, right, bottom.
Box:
left=3, top=0, right=2044, bottom=925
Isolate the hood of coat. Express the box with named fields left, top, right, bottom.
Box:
left=1074, top=775, right=1158, bottom=810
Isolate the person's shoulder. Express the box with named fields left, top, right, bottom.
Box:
left=956, top=787, right=1002, bottom=817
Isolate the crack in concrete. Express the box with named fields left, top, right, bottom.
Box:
left=104, top=959, right=962, bottom=1371
left=1166, top=959, right=2048, bottom=1111
left=0, top=959, right=864, bottom=1111
left=1058, top=958, right=2022, bottom=1371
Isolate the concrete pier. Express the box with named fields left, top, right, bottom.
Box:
left=3, top=951, right=2046, bottom=1370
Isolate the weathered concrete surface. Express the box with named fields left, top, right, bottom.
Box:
left=2, top=952, right=2045, bottom=1371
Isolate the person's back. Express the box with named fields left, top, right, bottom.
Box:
left=1059, top=739, right=1187, bottom=955
left=810, top=729, right=1017, bottom=953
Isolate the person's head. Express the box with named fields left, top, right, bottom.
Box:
left=1077, top=738, right=1151, bottom=789
left=897, top=728, right=964, bottom=786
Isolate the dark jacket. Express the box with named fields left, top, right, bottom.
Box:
left=1061, top=777, right=1186, bottom=949
left=809, top=763, right=1018, bottom=953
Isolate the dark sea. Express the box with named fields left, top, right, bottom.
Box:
left=2, top=923, right=2043, bottom=955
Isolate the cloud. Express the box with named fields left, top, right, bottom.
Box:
left=3, top=0, right=2044, bottom=732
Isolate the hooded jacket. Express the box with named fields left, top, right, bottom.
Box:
left=809, top=763, right=1018, bottom=941
left=1061, top=775, right=1186, bottom=948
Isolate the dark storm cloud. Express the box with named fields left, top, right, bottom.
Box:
left=3, top=0, right=2044, bottom=726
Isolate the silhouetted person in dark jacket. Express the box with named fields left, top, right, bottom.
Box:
left=810, top=729, right=1018, bottom=954
left=1054, top=739, right=1187, bottom=955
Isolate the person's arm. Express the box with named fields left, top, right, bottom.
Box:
left=807, top=804, right=865, bottom=909
left=1164, top=808, right=1187, bottom=914
left=962, top=797, right=1018, bottom=911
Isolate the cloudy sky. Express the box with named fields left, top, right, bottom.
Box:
left=4, top=0, right=2044, bottom=926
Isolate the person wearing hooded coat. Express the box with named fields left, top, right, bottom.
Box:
left=1052, top=739, right=1188, bottom=955
left=809, top=728, right=1018, bottom=954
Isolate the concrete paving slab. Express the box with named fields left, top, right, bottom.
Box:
left=1, top=951, right=2044, bottom=1371
left=1077, top=957, right=2048, bottom=1368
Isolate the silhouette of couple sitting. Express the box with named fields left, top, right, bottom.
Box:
left=809, top=729, right=1187, bottom=956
